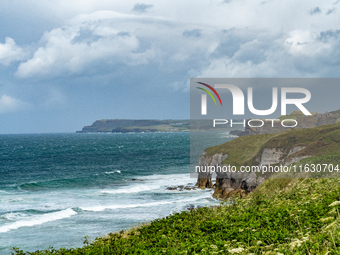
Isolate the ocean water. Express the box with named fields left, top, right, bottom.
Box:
left=0, top=132, right=236, bottom=254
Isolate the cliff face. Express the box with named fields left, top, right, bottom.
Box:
left=196, top=121, right=340, bottom=199
left=196, top=147, right=305, bottom=199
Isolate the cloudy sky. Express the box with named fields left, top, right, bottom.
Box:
left=0, top=0, right=339, bottom=133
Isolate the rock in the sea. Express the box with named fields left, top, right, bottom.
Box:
left=229, top=130, right=245, bottom=136
left=166, top=186, right=178, bottom=190
left=166, top=185, right=197, bottom=191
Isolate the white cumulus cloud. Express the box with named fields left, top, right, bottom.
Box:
left=9, top=1, right=340, bottom=82
left=0, top=95, right=28, bottom=113
left=16, top=11, right=159, bottom=78
left=0, top=37, right=26, bottom=66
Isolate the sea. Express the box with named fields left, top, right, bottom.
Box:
left=0, top=131, right=236, bottom=254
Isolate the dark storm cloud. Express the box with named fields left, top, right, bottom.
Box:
left=182, top=29, right=202, bottom=38
left=309, top=7, right=322, bottom=15
left=132, top=3, right=153, bottom=13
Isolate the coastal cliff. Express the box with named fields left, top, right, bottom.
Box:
left=236, top=110, right=340, bottom=136
left=196, top=121, right=340, bottom=199
left=76, top=119, right=190, bottom=133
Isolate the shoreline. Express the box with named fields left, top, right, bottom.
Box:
left=12, top=177, right=340, bottom=254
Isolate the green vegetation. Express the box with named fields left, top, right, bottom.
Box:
left=13, top=177, right=340, bottom=254
left=204, top=122, right=340, bottom=168
left=291, top=152, right=340, bottom=166
left=112, top=124, right=190, bottom=133
left=278, top=110, right=316, bottom=120
left=77, top=119, right=191, bottom=133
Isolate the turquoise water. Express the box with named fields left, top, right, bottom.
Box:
left=0, top=132, right=235, bottom=254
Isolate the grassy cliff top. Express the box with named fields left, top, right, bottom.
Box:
left=13, top=177, right=340, bottom=254
left=204, top=122, right=340, bottom=167
left=278, top=110, right=317, bottom=120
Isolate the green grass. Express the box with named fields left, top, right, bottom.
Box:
left=204, top=121, right=340, bottom=169
left=278, top=110, right=317, bottom=120
left=12, top=177, right=340, bottom=254
left=292, top=151, right=340, bottom=166
left=121, top=124, right=189, bottom=132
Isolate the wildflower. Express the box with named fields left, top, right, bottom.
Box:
left=210, top=244, right=217, bottom=249
left=324, top=221, right=337, bottom=230
left=289, top=236, right=308, bottom=249
left=329, top=201, right=340, bottom=207
left=256, top=241, right=262, bottom=245
left=228, top=247, right=244, bottom=254
left=320, top=217, right=334, bottom=223
left=327, top=208, right=337, bottom=215
left=289, top=239, right=303, bottom=248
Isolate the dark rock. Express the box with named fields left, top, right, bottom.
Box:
left=166, top=185, right=197, bottom=191
left=229, top=130, right=245, bottom=136
left=195, top=152, right=227, bottom=189
left=166, top=186, right=178, bottom=190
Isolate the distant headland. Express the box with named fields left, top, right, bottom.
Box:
left=76, top=119, right=190, bottom=133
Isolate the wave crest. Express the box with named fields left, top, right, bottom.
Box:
left=0, top=208, right=77, bottom=233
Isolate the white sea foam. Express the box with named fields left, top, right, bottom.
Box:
left=101, top=184, right=161, bottom=194
left=80, top=193, right=212, bottom=212
left=105, top=170, right=121, bottom=174
left=1, top=212, right=27, bottom=221
left=101, top=173, right=197, bottom=195
left=0, top=208, right=77, bottom=233
left=141, top=173, right=194, bottom=183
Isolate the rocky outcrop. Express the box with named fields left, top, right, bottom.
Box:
left=195, top=152, right=227, bottom=189
left=229, top=130, right=245, bottom=136
left=196, top=145, right=310, bottom=199
left=196, top=151, right=267, bottom=198
left=213, top=172, right=265, bottom=199
left=196, top=121, right=340, bottom=199
left=254, top=146, right=307, bottom=166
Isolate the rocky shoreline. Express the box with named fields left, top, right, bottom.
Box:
left=195, top=120, right=340, bottom=199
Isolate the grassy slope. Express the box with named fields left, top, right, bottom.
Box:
left=13, top=177, right=340, bottom=254
left=204, top=122, right=340, bottom=168
left=278, top=110, right=317, bottom=120
left=121, top=124, right=190, bottom=132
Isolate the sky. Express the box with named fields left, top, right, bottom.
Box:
left=0, top=0, right=339, bottom=133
